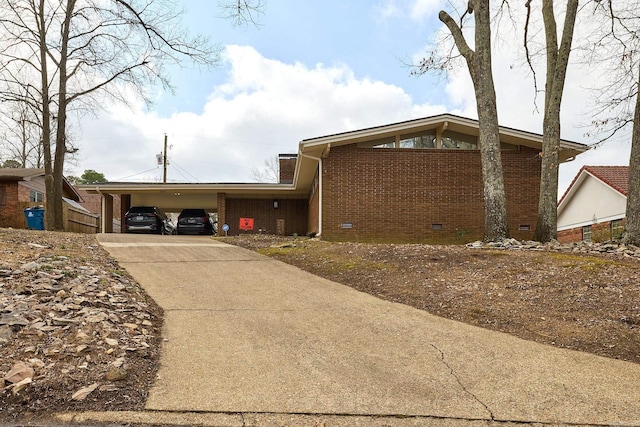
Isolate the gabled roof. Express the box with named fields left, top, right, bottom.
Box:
left=583, top=165, right=629, bottom=196
left=0, top=168, right=83, bottom=202
left=558, top=165, right=629, bottom=212
left=294, top=114, right=590, bottom=192
left=0, top=168, right=47, bottom=181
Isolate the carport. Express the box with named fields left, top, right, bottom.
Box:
left=81, top=181, right=312, bottom=236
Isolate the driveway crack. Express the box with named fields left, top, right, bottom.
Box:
left=429, top=343, right=495, bottom=420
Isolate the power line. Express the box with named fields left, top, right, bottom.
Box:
left=113, top=167, right=159, bottom=181
left=171, top=160, right=200, bottom=183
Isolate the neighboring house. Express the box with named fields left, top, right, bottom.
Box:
left=84, top=114, right=588, bottom=242
left=0, top=168, right=84, bottom=229
left=557, top=166, right=629, bottom=243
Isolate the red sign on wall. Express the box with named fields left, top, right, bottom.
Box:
left=239, top=218, right=254, bottom=231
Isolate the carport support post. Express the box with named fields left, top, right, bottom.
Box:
left=217, top=193, right=226, bottom=233
left=100, top=193, right=114, bottom=233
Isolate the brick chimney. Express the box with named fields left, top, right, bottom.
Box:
left=278, top=154, right=297, bottom=184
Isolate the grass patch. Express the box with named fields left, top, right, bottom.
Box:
left=256, top=246, right=301, bottom=257
left=547, top=253, right=627, bottom=270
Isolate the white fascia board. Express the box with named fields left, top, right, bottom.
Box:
left=79, top=183, right=298, bottom=195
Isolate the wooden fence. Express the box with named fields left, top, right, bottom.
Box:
left=18, top=201, right=100, bottom=234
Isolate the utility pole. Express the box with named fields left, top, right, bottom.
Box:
left=163, top=133, right=168, bottom=183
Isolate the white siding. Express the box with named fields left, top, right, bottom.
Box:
left=557, top=175, right=626, bottom=230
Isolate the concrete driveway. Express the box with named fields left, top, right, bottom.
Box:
left=86, top=233, right=640, bottom=426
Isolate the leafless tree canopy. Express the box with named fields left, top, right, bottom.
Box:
left=581, top=0, right=640, bottom=143
left=0, top=0, right=220, bottom=229
left=218, top=0, right=266, bottom=28
left=250, top=155, right=279, bottom=183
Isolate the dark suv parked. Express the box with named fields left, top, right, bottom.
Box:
left=177, top=208, right=214, bottom=235
left=124, top=206, right=170, bottom=234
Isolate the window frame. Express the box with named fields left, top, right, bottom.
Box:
left=29, top=189, right=44, bottom=203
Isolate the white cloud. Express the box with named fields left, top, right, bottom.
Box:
left=372, top=0, right=402, bottom=22
left=373, top=0, right=443, bottom=23
left=410, top=0, right=445, bottom=21
left=74, top=45, right=446, bottom=183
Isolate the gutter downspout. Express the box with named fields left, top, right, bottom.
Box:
left=300, top=152, right=323, bottom=237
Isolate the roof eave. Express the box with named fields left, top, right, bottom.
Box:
left=299, top=114, right=589, bottom=162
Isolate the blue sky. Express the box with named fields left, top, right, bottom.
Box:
left=154, top=0, right=445, bottom=115
left=74, top=0, right=632, bottom=195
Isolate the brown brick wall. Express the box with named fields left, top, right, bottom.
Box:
left=217, top=193, right=226, bottom=233
left=320, top=145, right=541, bottom=243
left=17, top=182, right=33, bottom=203
left=224, top=198, right=308, bottom=236
left=0, top=182, right=20, bottom=228
left=76, top=189, right=121, bottom=216
left=558, top=218, right=626, bottom=243
left=279, top=156, right=297, bottom=184
left=557, top=227, right=582, bottom=243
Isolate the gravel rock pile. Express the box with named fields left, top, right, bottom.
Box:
left=467, top=238, right=640, bottom=258
left=0, top=228, right=163, bottom=418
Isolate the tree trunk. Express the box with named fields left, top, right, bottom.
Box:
left=440, top=0, right=509, bottom=242
left=48, top=0, right=76, bottom=231
left=36, top=0, right=54, bottom=230
left=533, top=0, right=578, bottom=242
left=624, top=64, right=640, bottom=245
left=472, top=0, right=509, bottom=241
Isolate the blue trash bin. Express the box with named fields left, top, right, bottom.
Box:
left=24, top=207, right=45, bottom=230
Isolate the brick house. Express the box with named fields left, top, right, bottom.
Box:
left=84, top=114, right=588, bottom=243
left=557, top=166, right=628, bottom=243
left=0, top=168, right=82, bottom=229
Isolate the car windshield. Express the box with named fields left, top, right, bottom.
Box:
left=128, top=207, right=156, bottom=214
left=180, top=209, right=206, bottom=217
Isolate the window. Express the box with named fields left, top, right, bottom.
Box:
left=440, top=131, right=478, bottom=149
left=582, top=225, right=592, bottom=242
left=371, top=141, right=396, bottom=149
left=611, top=219, right=624, bottom=239
left=360, top=129, right=520, bottom=151
left=29, top=189, right=43, bottom=203
left=441, top=136, right=477, bottom=149
left=399, top=134, right=436, bottom=149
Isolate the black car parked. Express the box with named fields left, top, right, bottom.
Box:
left=177, top=208, right=215, bottom=235
left=124, top=206, right=170, bottom=234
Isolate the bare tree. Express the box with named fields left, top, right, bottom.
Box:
left=628, top=68, right=640, bottom=245
left=250, top=155, right=279, bottom=183
left=218, top=0, right=266, bottom=27
left=416, top=0, right=509, bottom=241
left=525, top=0, right=579, bottom=242
left=586, top=1, right=640, bottom=245
left=0, top=98, right=43, bottom=168
left=0, top=0, right=219, bottom=230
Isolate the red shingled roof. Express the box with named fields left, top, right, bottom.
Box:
left=584, top=165, right=629, bottom=196
left=558, top=165, right=629, bottom=207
